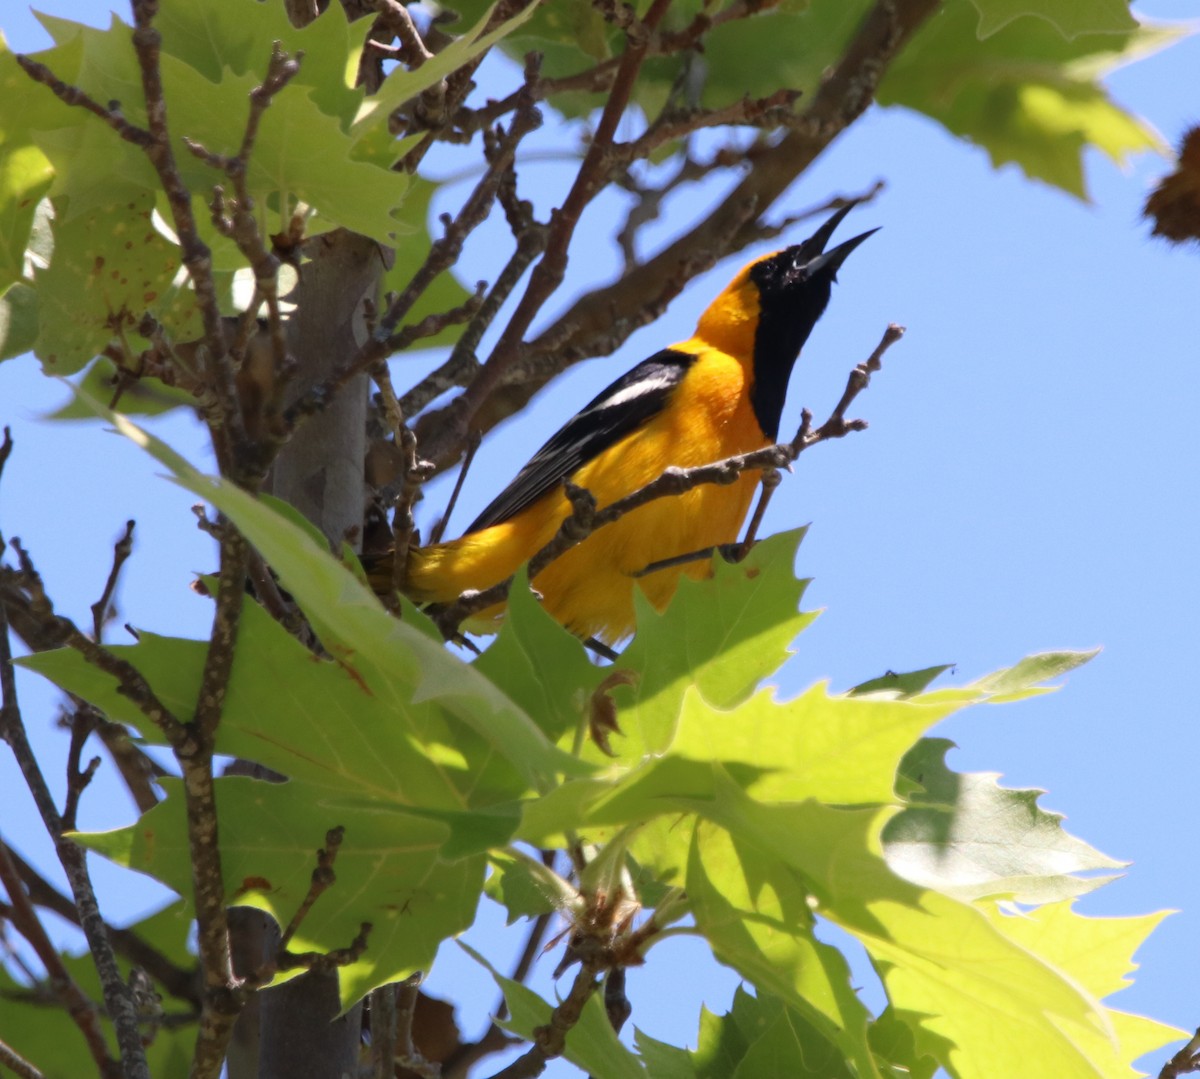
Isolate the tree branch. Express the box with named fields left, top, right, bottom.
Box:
left=0, top=1037, right=44, bottom=1079
left=0, top=838, right=120, bottom=1079
left=0, top=542, right=150, bottom=1078
left=6, top=846, right=198, bottom=1006
left=417, top=0, right=938, bottom=471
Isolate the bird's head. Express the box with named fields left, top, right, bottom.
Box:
left=695, top=201, right=876, bottom=440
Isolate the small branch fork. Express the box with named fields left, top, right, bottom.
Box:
left=429, top=325, right=905, bottom=641
left=1160, top=1030, right=1200, bottom=1079
left=1, top=431, right=150, bottom=1078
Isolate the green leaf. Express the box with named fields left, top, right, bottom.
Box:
left=968, top=0, right=1137, bottom=40
left=0, top=281, right=38, bottom=361
left=0, top=45, right=53, bottom=291
left=981, top=901, right=1184, bottom=1076
left=686, top=820, right=878, bottom=1078
left=730, top=990, right=857, bottom=1079
left=687, top=776, right=1142, bottom=1079
left=46, top=357, right=195, bottom=417
left=867, top=1008, right=942, bottom=1079
left=72, top=400, right=589, bottom=790
left=633, top=1027, right=697, bottom=1079
left=156, top=0, right=370, bottom=128
left=484, top=847, right=579, bottom=924
left=969, top=647, right=1097, bottom=701
left=670, top=680, right=964, bottom=805
left=878, top=3, right=1172, bottom=198
left=616, top=529, right=816, bottom=757
left=474, top=565, right=604, bottom=746
left=78, top=777, right=485, bottom=1007
left=160, top=56, right=410, bottom=245
left=350, top=1, right=543, bottom=139
left=850, top=664, right=953, bottom=698
left=33, top=194, right=200, bottom=374
left=883, top=738, right=1124, bottom=903
left=0, top=903, right=198, bottom=1078
left=460, top=942, right=648, bottom=1079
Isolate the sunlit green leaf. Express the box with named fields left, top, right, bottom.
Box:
left=883, top=738, right=1124, bottom=903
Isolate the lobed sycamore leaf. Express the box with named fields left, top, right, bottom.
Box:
left=686, top=819, right=879, bottom=1077
left=968, top=0, right=1137, bottom=40
left=88, top=400, right=588, bottom=788
left=851, top=664, right=954, bottom=698
left=883, top=738, right=1125, bottom=903
left=635, top=986, right=863, bottom=1079
left=879, top=3, right=1173, bottom=199
left=980, top=902, right=1184, bottom=1077
left=616, top=529, right=816, bottom=758
left=155, top=0, right=369, bottom=128
left=483, top=847, right=579, bottom=924
left=33, top=193, right=201, bottom=374
left=77, top=777, right=485, bottom=1007
left=474, top=566, right=606, bottom=746
left=160, top=55, right=410, bottom=245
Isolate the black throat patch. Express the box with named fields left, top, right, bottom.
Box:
left=747, top=251, right=836, bottom=441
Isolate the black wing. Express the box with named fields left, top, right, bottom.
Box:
left=466, top=348, right=696, bottom=533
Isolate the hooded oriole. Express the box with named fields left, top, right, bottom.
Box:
left=401, top=203, right=875, bottom=644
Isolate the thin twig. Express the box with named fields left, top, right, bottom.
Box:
left=396, top=218, right=548, bottom=428
left=371, top=365, right=433, bottom=600
left=61, top=702, right=102, bottom=833
left=0, top=1037, right=44, bottom=1079
left=416, top=0, right=939, bottom=472
left=6, top=846, right=199, bottom=1006
left=482, top=954, right=603, bottom=1079
left=0, top=541, right=150, bottom=1078
left=442, top=0, right=674, bottom=463
left=90, top=520, right=136, bottom=643
left=278, top=826, right=345, bottom=952
left=0, top=838, right=120, bottom=1078
left=1161, top=1030, right=1200, bottom=1079
left=174, top=520, right=253, bottom=1079
left=430, top=431, right=481, bottom=544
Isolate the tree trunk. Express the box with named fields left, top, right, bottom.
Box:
left=249, top=229, right=383, bottom=1077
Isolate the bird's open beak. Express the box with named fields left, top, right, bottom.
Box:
left=804, top=226, right=879, bottom=279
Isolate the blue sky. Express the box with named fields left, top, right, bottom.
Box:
left=2, top=2, right=1199, bottom=1074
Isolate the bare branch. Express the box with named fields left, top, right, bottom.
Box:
left=0, top=838, right=120, bottom=1078
left=13, top=54, right=152, bottom=147
left=417, top=0, right=938, bottom=471
left=278, top=826, right=345, bottom=954
left=0, top=1037, right=44, bottom=1079
left=7, top=539, right=191, bottom=749
left=5, top=846, right=199, bottom=1006
left=90, top=520, right=136, bottom=643
left=481, top=954, right=603, bottom=1079
left=1, top=538, right=150, bottom=1078
left=437, top=0, right=674, bottom=460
